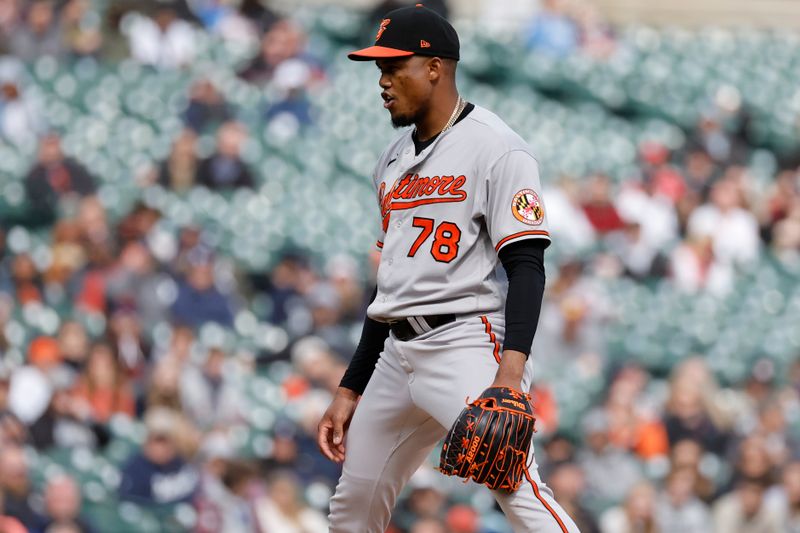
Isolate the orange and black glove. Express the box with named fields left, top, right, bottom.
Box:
left=438, top=387, right=536, bottom=492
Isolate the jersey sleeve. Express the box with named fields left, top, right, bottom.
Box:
left=485, top=149, right=551, bottom=253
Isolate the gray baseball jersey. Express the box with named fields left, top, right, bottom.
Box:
left=330, top=105, right=580, bottom=533
left=367, top=104, right=550, bottom=321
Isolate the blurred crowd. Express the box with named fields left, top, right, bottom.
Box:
left=0, top=1, right=799, bottom=533
left=523, top=0, right=616, bottom=59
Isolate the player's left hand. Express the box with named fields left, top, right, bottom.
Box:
left=490, top=349, right=527, bottom=392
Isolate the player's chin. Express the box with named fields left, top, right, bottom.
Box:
left=390, top=111, right=414, bottom=129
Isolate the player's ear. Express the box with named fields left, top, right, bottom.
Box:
left=427, top=57, right=442, bottom=82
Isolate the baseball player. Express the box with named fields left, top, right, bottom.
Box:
left=317, top=5, right=580, bottom=532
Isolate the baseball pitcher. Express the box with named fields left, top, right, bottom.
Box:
left=317, top=5, right=580, bottom=532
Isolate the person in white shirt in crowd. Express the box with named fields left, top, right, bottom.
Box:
left=655, top=466, right=712, bottom=533
left=669, top=233, right=734, bottom=295
left=543, top=177, right=597, bottom=253
left=256, top=470, right=328, bottom=533
left=125, top=3, right=195, bottom=69
left=687, top=177, right=760, bottom=267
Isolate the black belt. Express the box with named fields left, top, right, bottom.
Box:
left=389, top=314, right=456, bottom=342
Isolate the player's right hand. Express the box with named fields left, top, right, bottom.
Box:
left=317, top=387, right=359, bottom=464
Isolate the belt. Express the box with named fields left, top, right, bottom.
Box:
left=389, top=314, right=456, bottom=342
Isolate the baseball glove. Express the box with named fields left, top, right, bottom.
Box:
left=438, top=387, right=536, bottom=492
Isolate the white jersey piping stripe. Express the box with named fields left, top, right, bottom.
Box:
left=407, top=316, right=426, bottom=335
left=416, top=316, right=432, bottom=331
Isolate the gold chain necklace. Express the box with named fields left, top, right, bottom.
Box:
left=441, top=96, right=465, bottom=133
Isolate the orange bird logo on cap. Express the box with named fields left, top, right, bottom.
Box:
left=376, top=18, right=390, bottom=41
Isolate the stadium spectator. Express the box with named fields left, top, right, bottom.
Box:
left=759, top=169, right=799, bottom=230
left=669, top=233, right=734, bottom=294
left=304, top=281, right=353, bottom=357
left=573, top=0, right=615, bottom=58
left=0, top=69, right=44, bottom=150
left=105, top=240, right=171, bottom=330
left=669, top=439, right=716, bottom=503
left=264, top=58, right=315, bottom=131
left=687, top=177, right=760, bottom=266
left=603, top=366, right=669, bottom=459
left=125, top=2, right=195, bottom=69
left=118, top=407, right=200, bottom=505
left=196, top=121, right=255, bottom=190
left=712, top=475, right=783, bottom=532
left=9, top=0, right=63, bottom=61
left=61, top=0, right=103, bottom=58
left=106, top=305, right=153, bottom=384
left=255, top=470, right=328, bottom=533
left=6, top=337, right=59, bottom=426
left=237, top=0, right=280, bottom=34
left=146, top=355, right=184, bottom=412
left=24, top=133, right=97, bottom=224
left=171, top=248, right=235, bottom=327
left=535, top=258, right=611, bottom=361
left=768, top=461, right=800, bottom=531
left=581, top=173, right=626, bottom=235
left=543, top=177, right=597, bottom=251
left=524, top=0, right=579, bottom=57
left=616, top=173, right=680, bottom=251
left=663, top=361, right=731, bottom=455
left=291, top=336, right=346, bottom=393
left=42, top=475, right=97, bottom=533
left=605, top=220, right=667, bottom=281
left=195, top=457, right=259, bottom=533
left=28, top=379, right=100, bottom=451
left=239, top=19, right=323, bottom=86
left=0, top=445, right=47, bottom=531
left=599, top=481, right=658, bottom=533
left=0, top=489, right=27, bottom=533
left=0, top=0, right=20, bottom=54
left=549, top=462, right=600, bottom=533
left=183, top=79, right=232, bottom=134
left=578, top=409, right=643, bottom=510
left=655, top=467, right=712, bottom=533
left=71, top=340, right=136, bottom=423
left=180, top=345, right=245, bottom=430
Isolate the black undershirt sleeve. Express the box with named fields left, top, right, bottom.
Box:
left=498, top=239, right=547, bottom=356
left=338, top=287, right=390, bottom=395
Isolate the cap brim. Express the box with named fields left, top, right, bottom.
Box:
left=347, top=46, right=415, bottom=61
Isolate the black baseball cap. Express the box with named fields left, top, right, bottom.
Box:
left=348, top=3, right=459, bottom=62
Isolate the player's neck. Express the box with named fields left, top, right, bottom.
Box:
left=415, top=91, right=461, bottom=142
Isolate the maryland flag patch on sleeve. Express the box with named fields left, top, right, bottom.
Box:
left=511, top=189, right=544, bottom=226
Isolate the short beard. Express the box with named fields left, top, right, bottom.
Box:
left=390, top=101, right=427, bottom=129
left=391, top=113, right=415, bottom=129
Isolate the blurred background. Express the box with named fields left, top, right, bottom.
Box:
left=0, top=0, right=799, bottom=532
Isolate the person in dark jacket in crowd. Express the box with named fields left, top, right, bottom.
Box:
left=196, top=121, right=254, bottom=190
left=25, top=133, right=96, bottom=224
left=118, top=408, right=199, bottom=505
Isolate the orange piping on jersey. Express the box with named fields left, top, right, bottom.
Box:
left=479, top=316, right=501, bottom=364
left=376, top=240, right=384, bottom=249
left=494, top=230, right=550, bottom=251
left=524, top=467, right=569, bottom=533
